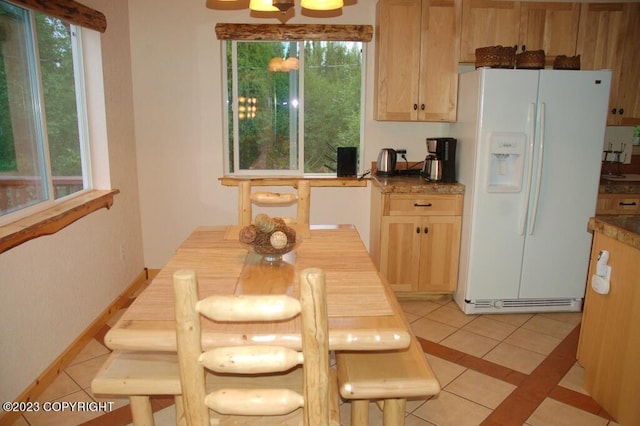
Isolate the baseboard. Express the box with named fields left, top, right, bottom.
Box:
left=0, top=268, right=152, bottom=426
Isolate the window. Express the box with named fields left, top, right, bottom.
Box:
left=0, top=1, right=90, bottom=221
left=224, top=40, right=364, bottom=175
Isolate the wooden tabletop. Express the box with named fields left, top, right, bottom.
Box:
left=105, top=225, right=411, bottom=352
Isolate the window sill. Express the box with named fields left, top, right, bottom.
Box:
left=0, top=189, right=119, bottom=254
left=219, top=176, right=368, bottom=187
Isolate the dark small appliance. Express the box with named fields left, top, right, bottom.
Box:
left=337, top=147, right=358, bottom=177
left=423, top=138, right=457, bottom=182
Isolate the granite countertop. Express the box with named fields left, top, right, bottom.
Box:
left=371, top=174, right=465, bottom=194
left=588, top=216, right=640, bottom=250
left=599, top=174, right=640, bottom=194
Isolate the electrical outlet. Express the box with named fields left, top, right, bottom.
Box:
left=396, top=149, right=407, bottom=155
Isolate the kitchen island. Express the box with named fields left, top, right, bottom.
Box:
left=577, top=215, right=640, bottom=425
left=369, top=171, right=464, bottom=296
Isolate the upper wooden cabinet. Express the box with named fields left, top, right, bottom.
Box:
left=577, top=2, right=640, bottom=126
left=374, top=0, right=461, bottom=122
left=519, top=2, right=580, bottom=65
left=460, top=0, right=580, bottom=66
left=460, top=0, right=521, bottom=62
left=374, top=0, right=640, bottom=125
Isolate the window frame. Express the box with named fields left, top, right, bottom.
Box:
left=0, top=2, right=94, bottom=225
left=0, top=0, right=116, bottom=254
left=216, top=23, right=373, bottom=178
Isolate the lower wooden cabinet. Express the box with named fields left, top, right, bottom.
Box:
left=596, top=193, right=640, bottom=215
left=577, top=231, right=640, bottom=425
left=370, top=190, right=463, bottom=294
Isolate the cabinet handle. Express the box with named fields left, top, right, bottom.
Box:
left=416, top=226, right=420, bottom=234
left=413, top=104, right=418, bottom=111
left=619, top=108, right=624, bottom=115
left=424, top=226, right=429, bottom=234
left=413, top=203, right=432, bottom=207
left=420, top=104, right=425, bottom=111
left=619, top=201, right=637, bottom=206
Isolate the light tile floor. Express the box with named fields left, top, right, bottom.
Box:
left=8, top=298, right=620, bottom=426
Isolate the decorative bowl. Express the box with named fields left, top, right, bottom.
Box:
left=242, top=237, right=302, bottom=264
left=238, top=214, right=302, bottom=264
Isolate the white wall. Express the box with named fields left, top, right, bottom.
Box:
left=129, top=0, right=450, bottom=267
left=0, top=0, right=144, bottom=403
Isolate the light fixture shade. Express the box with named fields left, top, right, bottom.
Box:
left=249, top=0, right=279, bottom=11
left=300, top=0, right=343, bottom=10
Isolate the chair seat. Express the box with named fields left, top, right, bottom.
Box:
left=91, top=350, right=182, bottom=396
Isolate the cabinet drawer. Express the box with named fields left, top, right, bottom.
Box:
left=596, top=194, right=640, bottom=215
left=384, top=194, right=462, bottom=216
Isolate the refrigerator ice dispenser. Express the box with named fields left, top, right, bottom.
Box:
left=487, top=132, right=526, bottom=192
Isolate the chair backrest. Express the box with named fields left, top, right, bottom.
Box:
left=173, top=267, right=330, bottom=426
left=238, top=180, right=311, bottom=232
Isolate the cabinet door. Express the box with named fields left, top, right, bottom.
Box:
left=460, top=0, right=521, bottom=63
left=418, top=216, right=461, bottom=292
left=418, top=0, right=461, bottom=122
left=576, top=3, right=627, bottom=125
left=615, top=3, right=640, bottom=125
left=379, top=216, right=422, bottom=291
left=519, top=2, right=580, bottom=66
left=374, top=0, right=422, bottom=121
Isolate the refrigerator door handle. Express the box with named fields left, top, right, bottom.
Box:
left=528, top=102, right=546, bottom=235
left=519, top=102, right=537, bottom=236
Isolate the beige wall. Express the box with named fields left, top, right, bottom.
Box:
left=0, top=0, right=144, bottom=403
left=130, top=0, right=449, bottom=267
left=1, top=0, right=630, bottom=405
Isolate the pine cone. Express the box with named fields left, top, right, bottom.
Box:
left=238, top=225, right=258, bottom=244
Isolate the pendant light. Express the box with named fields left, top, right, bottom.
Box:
left=301, top=0, right=343, bottom=10
left=249, top=0, right=279, bottom=11
left=249, top=0, right=343, bottom=12
left=249, top=0, right=295, bottom=12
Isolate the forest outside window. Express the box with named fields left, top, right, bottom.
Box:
left=0, top=1, right=91, bottom=222
left=223, top=39, right=364, bottom=175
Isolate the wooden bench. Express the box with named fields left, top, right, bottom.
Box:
left=336, top=335, right=440, bottom=426
left=91, top=350, right=183, bottom=425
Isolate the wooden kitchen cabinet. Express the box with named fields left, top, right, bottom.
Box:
left=374, top=0, right=461, bottom=122
left=577, top=2, right=640, bottom=126
left=595, top=193, right=640, bottom=215
left=370, top=191, right=463, bottom=293
left=577, top=228, right=640, bottom=425
left=460, top=0, right=520, bottom=63
left=460, top=0, right=580, bottom=65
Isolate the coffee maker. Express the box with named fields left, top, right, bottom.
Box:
left=423, top=138, right=457, bottom=183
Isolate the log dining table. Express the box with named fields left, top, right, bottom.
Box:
left=104, top=225, right=412, bottom=352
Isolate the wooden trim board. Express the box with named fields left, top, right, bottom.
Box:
left=0, top=189, right=120, bottom=254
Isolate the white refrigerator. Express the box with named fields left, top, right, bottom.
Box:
left=452, top=68, right=611, bottom=314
